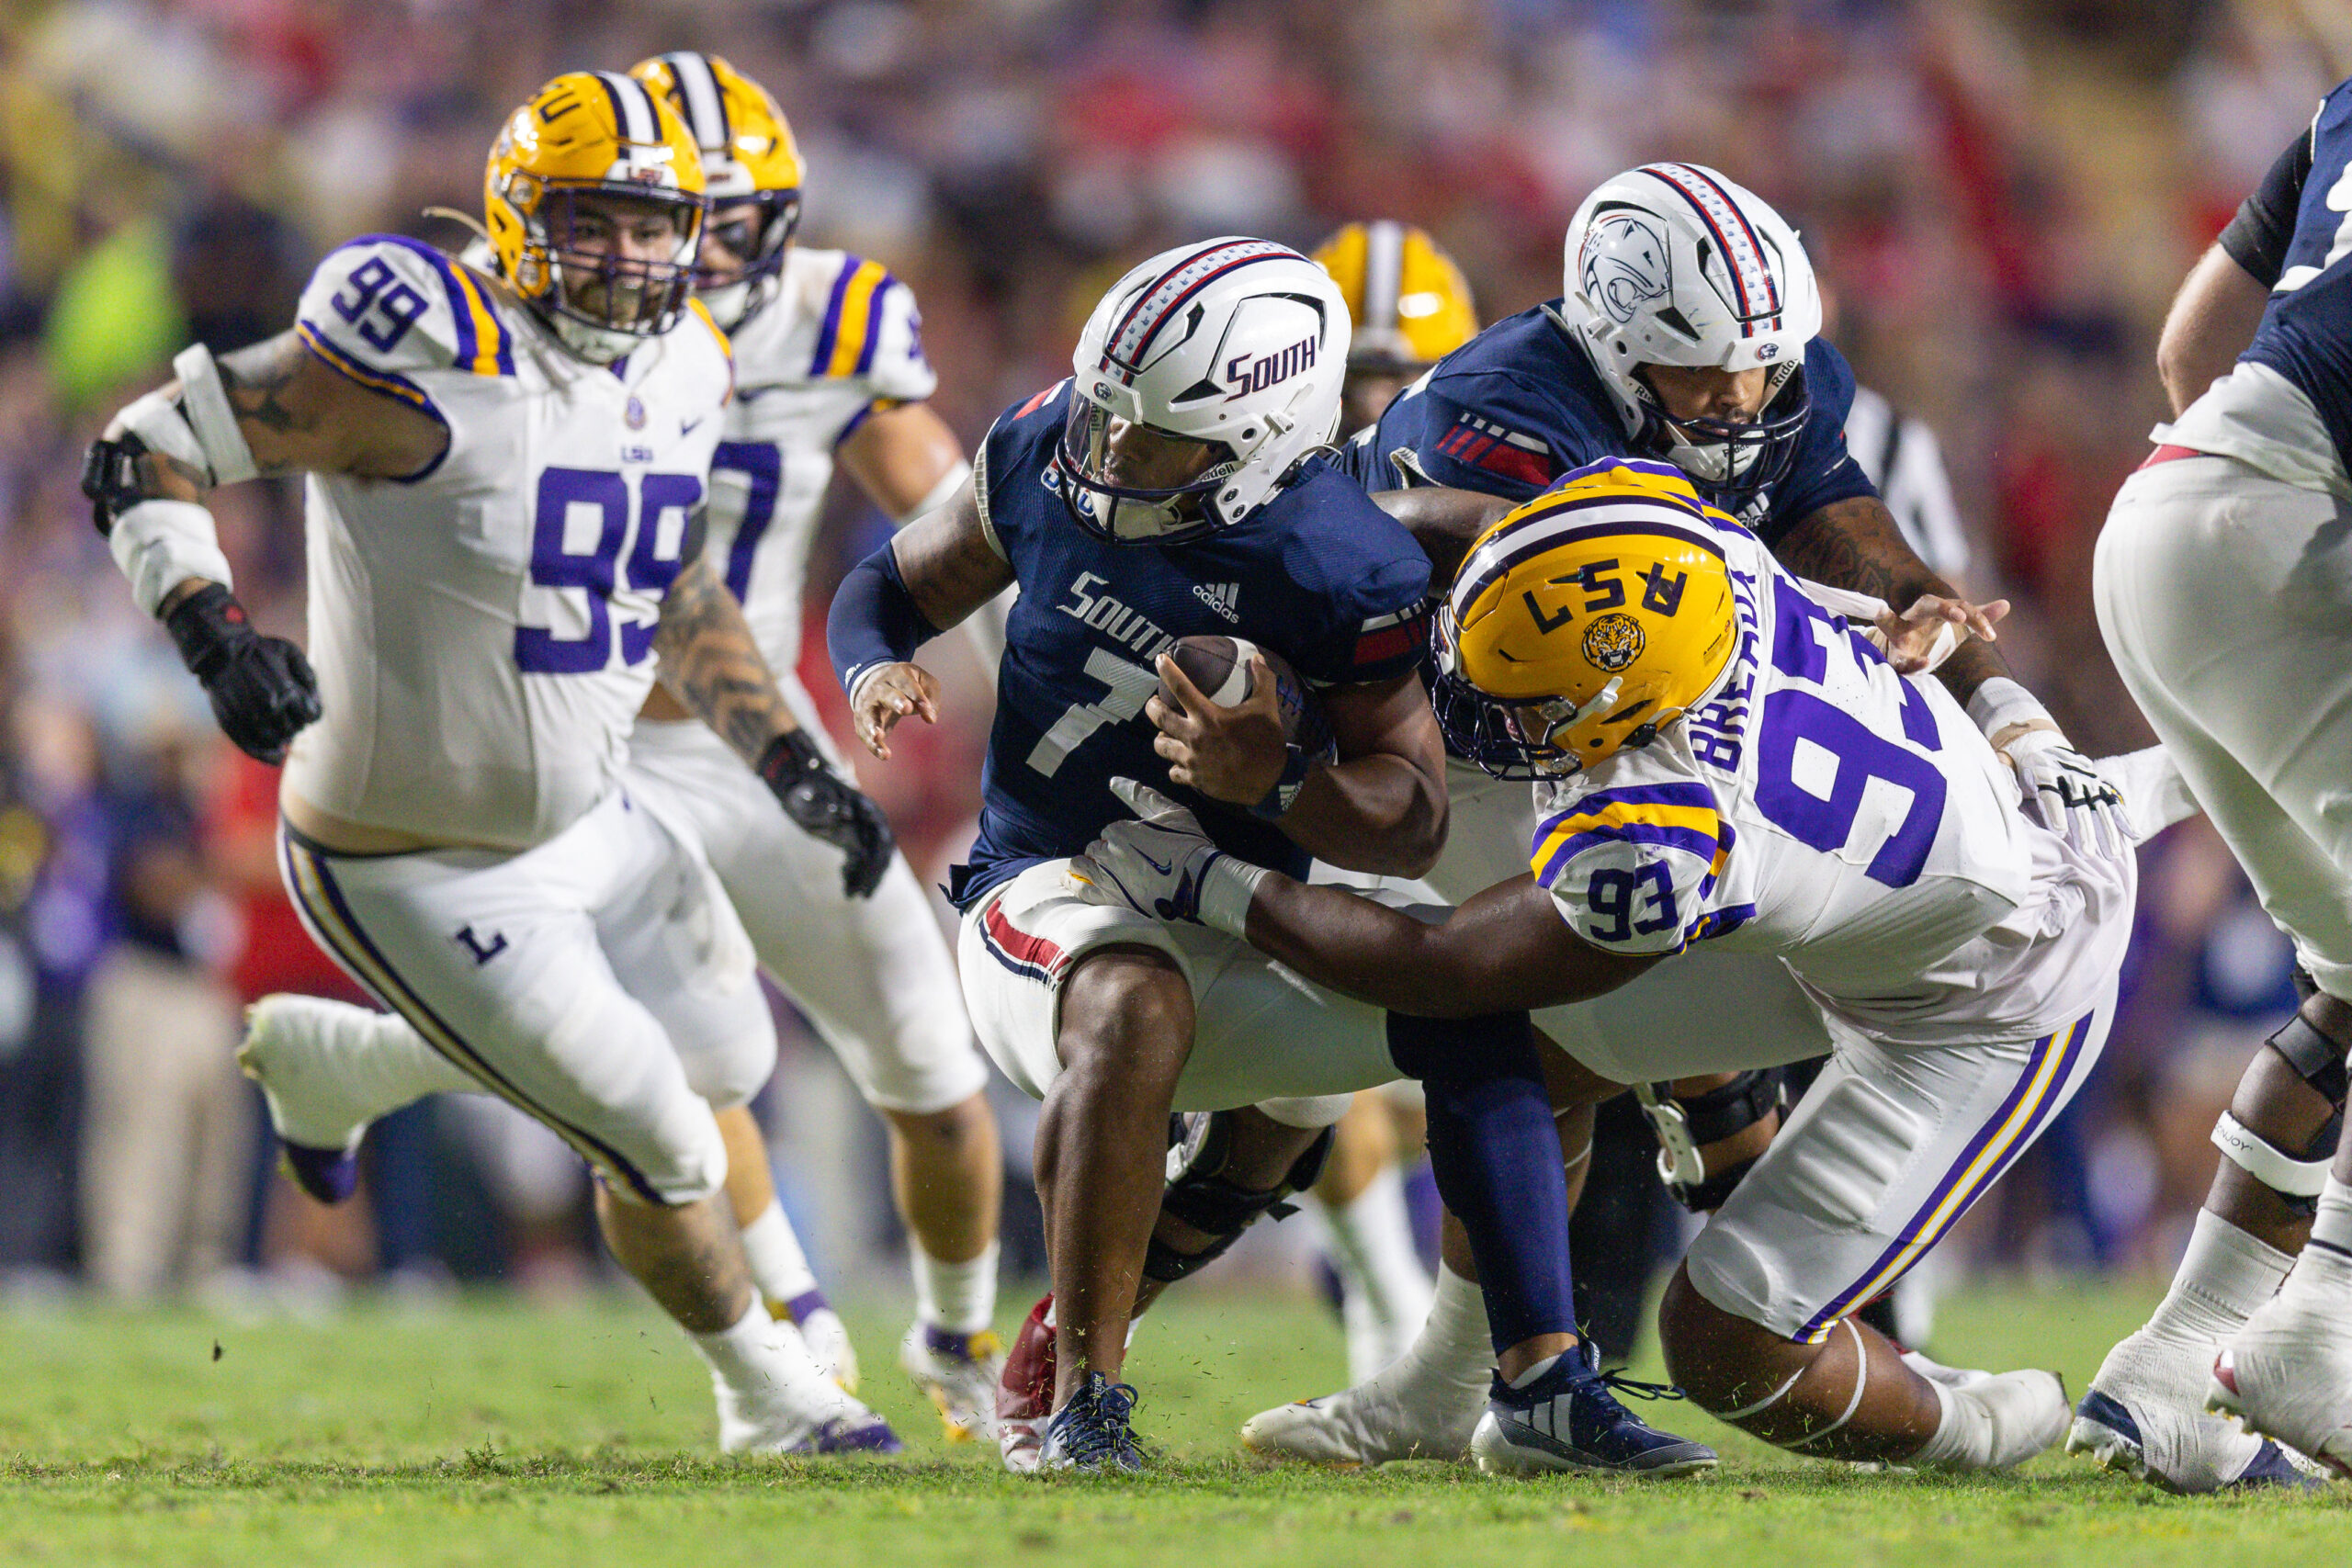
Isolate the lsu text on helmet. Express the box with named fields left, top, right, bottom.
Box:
left=630, top=51, right=804, bottom=331
left=1059, top=237, right=1350, bottom=546
left=1560, top=164, right=1823, bottom=515
left=1434, top=457, right=1738, bottom=780
left=1312, top=220, right=1478, bottom=370
left=483, top=71, right=707, bottom=364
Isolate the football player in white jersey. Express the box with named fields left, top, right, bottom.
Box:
left=1081, top=459, right=2157, bottom=1471
left=2071, top=89, right=2352, bottom=1486
left=622, top=50, right=1006, bottom=1437
left=82, top=72, right=903, bottom=1455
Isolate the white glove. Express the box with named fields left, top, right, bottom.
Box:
left=2006, top=729, right=2131, bottom=858
left=1074, top=778, right=1266, bottom=936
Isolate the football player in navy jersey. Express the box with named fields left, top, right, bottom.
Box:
left=831, top=239, right=1713, bottom=1478
left=2072, top=81, right=2352, bottom=1489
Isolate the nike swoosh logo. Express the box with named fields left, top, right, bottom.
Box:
left=1137, top=850, right=1175, bottom=875
left=681, top=417, right=705, bottom=435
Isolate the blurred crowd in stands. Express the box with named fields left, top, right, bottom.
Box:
left=0, top=0, right=2343, bottom=1323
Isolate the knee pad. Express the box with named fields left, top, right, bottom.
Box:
left=2213, top=1007, right=2352, bottom=1215
left=1385, top=1009, right=1538, bottom=1086
left=1140, top=1111, right=1335, bottom=1285
left=1635, top=1069, right=1786, bottom=1212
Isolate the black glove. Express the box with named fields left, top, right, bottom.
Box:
left=758, top=729, right=895, bottom=898
left=164, top=584, right=322, bottom=765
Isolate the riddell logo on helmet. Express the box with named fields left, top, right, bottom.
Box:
left=1226, top=336, right=1317, bottom=399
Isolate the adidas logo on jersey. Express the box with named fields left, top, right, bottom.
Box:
left=1192, top=581, right=1240, bottom=622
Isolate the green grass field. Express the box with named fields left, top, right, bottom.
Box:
left=1, top=1278, right=2345, bottom=1567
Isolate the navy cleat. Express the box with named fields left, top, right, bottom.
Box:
left=1038, top=1372, right=1146, bottom=1473
left=1470, top=1342, right=1718, bottom=1479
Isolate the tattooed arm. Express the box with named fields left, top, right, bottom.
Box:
left=658, top=527, right=898, bottom=897
left=1770, top=494, right=2008, bottom=706
left=650, top=536, right=803, bottom=765
left=102, top=329, right=448, bottom=613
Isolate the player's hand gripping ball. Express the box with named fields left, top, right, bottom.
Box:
left=1149, top=636, right=1326, bottom=811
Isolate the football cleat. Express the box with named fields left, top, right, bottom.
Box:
left=237, top=996, right=383, bottom=1204
left=2064, top=1322, right=2312, bottom=1492
left=1468, top=1344, right=1717, bottom=1479
left=996, top=1293, right=1056, bottom=1473
left=1038, top=1372, right=1145, bottom=1473
left=1239, top=1360, right=1485, bottom=1468
left=900, top=1321, right=1006, bottom=1444
left=2208, top=1286, right=2352, bottom=1480
left=711, top=1339, right=902, bottom=1457
left=1930, top=1369, right=2072, bottom=1471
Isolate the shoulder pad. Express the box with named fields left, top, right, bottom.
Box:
left=296, top=236, right=514, bottom=391
left=806, top=254, right=935, bottom=402
left=1531, top=780, right=1731, bottom=957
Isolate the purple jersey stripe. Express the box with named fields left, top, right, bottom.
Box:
left=853, top=277, right=891, bottom=376
left=1535, top=822, right=1725, bottom=887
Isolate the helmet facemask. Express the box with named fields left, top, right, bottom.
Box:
left=1430, top=605, right=1662, bottom=781
left=511, top=184, right=705, bottom=360
left=1631, top=359, right=1810, bottom=516
left=695, top=190, right=800, bottom=330
left=1056, top=392, right=1245, bottom=547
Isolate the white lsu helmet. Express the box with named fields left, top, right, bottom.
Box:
left=1059, top=237, right=1350, bottom=545
left=1560, top=164, right=1823, bottom=513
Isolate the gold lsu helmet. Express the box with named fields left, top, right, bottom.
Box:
left=631, top=51, right=804, bottom=329
left=1433, top=458, right=1738, bottom=778
left=483, top=71, right=706, bottom=359
left=1312, top=221, right=1478, bottom=369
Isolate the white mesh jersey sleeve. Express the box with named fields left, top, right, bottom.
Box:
left=295, top=235, right=514, bottom=389
left=801, top=251, right=936, bottom=408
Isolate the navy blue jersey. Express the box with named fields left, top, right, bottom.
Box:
left=2244, top=80, right=2352, bottom=473
left=1335, top=301, right=1876, bottom=546
left=960, top=381, right=1432, bottom=908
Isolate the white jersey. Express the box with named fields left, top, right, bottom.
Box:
left=703, top=247, right=935, bottom=675
left=1532, top=517, right=2126, bottom=1045
left=283, top=234, right=732, bottom=849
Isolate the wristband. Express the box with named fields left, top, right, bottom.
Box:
left=110, top=498, right=234, bottom=617
left=1965, top=677, right=2052, bottom=747
left=1250, top=739, right=1331, bottom=820
left=1195, top=852, right=1268, bottom=938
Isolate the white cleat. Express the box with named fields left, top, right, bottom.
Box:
left=2208, top=1286, right=2352, bottom=1481
left=899, top=1321, right=1006, bottom=1444
left=779, top=1301, right=861, bottom=1393
left=238, top=996, right=390, bottom=1203
left=1340, top=1280, right=1434, bottom=1388
left=1940, top=1369, right=2071, bottom=1471
left=2065, top=1323, right=2311, bottom=1492
left=1240, top=1371, right=1483, bottom=1468
left=713, top=1336, right=903, bottom=1457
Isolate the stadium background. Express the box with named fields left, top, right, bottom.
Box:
left=0, top=0, right=2339, bottom=1329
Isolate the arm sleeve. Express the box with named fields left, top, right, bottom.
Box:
left=1758, top=340, right=1877, bottom=547
left=1528, top=782, right=1730, bottom=956
left=827, top=540, right=942, bottom=700
left=2219, top=123, right=2317, bottom=288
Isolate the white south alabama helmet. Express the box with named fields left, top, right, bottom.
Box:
left=1560, top=164, right=1824, bottom=512
left=1060, top=237, right=1350, bottom=545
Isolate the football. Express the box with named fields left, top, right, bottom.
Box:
left=1160, top=634, right=1319, bottom=747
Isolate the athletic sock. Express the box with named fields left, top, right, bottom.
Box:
left=1396, top=1261, right=1498, bottom=1395
left=1317, top=1165, right=1435, bottom=1324
left=739, top=1201, right=824, bottom=1319
left=690, top=1294, right=807, bottom=1398
left=2143, top=1208, right=2294, bottom=1341
left=1910, top=1376, right=1992, bottom=1467
left=914, top=1240, right=1000, bottom=1336
left=2280, top=1177, right=2352, bottom=1303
